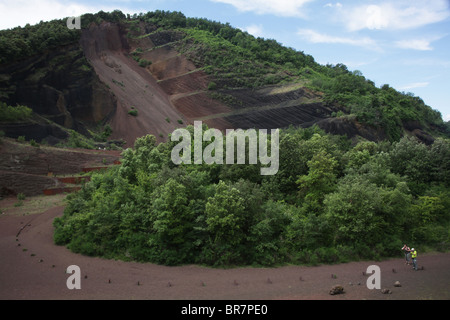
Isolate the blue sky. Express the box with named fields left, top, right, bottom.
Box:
left=1, top=0, right=449, bottom=121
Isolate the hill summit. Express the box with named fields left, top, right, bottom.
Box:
left=0, top=10, right=448, bottom=147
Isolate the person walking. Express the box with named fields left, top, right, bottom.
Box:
left=411, top=248, right=418, bottom=271
left=401, top=244, right=411, bottom=265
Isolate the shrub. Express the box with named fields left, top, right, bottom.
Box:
left=17, top=136, right=26, bottom=143
left=128, top=109, right=138, bottom=116
left=207, top=81, right=217, bottom=90
left=138, top=59, right=151, bottom=67
left=17, top=193, right=26, bottom=201
left=14, top=201, right=24, bottom=207
left=0, top=103, right=33, bottom=122
left=30, top=139, right=39, bottom=147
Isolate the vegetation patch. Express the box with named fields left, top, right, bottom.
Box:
left=53, top=126, right=450, bottom=267
left=0, top=102, right=33, bottom=122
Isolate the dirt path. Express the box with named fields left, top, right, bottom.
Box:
left=0, top=204, right=449, bottom=300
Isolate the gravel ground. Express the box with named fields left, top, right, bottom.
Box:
left=1, top=205, right=449, bottom=301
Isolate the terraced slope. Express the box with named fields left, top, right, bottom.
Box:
left=127, top=28, right=341, bottom=134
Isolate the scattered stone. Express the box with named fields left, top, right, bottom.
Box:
left=394, top=281, right=401, bottom=287
left=381, top=288, right=392, bottom=294
left=329, top=285, right=344, bottom=295
left=392, top=268, right=397, bottom=273
left=267, top=278, right=272, bottom=284
left=167, top=281, right=172, bottom=287
left=233, top=280, right=239, bottom=286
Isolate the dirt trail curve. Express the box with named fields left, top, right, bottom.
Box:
left=1, top=205, right=449, bottom=300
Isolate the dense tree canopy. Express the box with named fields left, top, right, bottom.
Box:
left=54, top=126, right=450, bottom=267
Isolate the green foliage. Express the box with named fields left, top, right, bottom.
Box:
left=0, top=102, right=33, bottom=122
left=207, top=81, right=217, bottom=90
left=66, top=130, right=95, bottom=149
left=128, top=109, right=138, bottom=116
left=53, top=125, right=450, bottom=267
left=30, top=139, right=39, bottom=147
left=138, top=58, right=151, bottom=68
left=102, top=124, right=112, bottom=140
left=0, top=19, right=80, bottom=65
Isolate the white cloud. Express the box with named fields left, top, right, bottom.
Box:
left=0, top=0, right=134, bottom=29
left=339, top=0, right=450, bottom=31
left=395, top=39, right=434, bottom=51
left=398, top=82, right=429, bottom=91
left=394, top=34, right=445, bottom=51
left=210, top=0, right=314, bottom=17
left=444, top=114, right=450, bottom=122
left=297, top=28, right=380, bottom=50
left=402, top=58, right=450, bottom=68
left=243, top=24, right=264, bottom=37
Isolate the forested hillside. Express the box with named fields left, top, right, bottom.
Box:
left=0, top=10, right=448, bottom=267
left=1, top=10, right=449, bottom=143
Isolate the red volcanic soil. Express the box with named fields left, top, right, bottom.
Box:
left=0, top=204, right=449, bottom=301
left=81, top=22, right=187, bottom=147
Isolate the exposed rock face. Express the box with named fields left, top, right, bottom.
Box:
left=0, top=119, right=68, bottom=144
left=0, top=42, right=116, bottom=142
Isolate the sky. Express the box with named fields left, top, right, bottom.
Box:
left=1, top=0, right=449, bottom=121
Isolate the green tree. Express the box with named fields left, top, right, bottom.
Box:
left=297, top=150, right=338, bottom=209
left=204, top=181, right=246, bottom=264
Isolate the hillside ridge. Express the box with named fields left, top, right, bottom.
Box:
left=0, top=10, right=449, bottom=147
